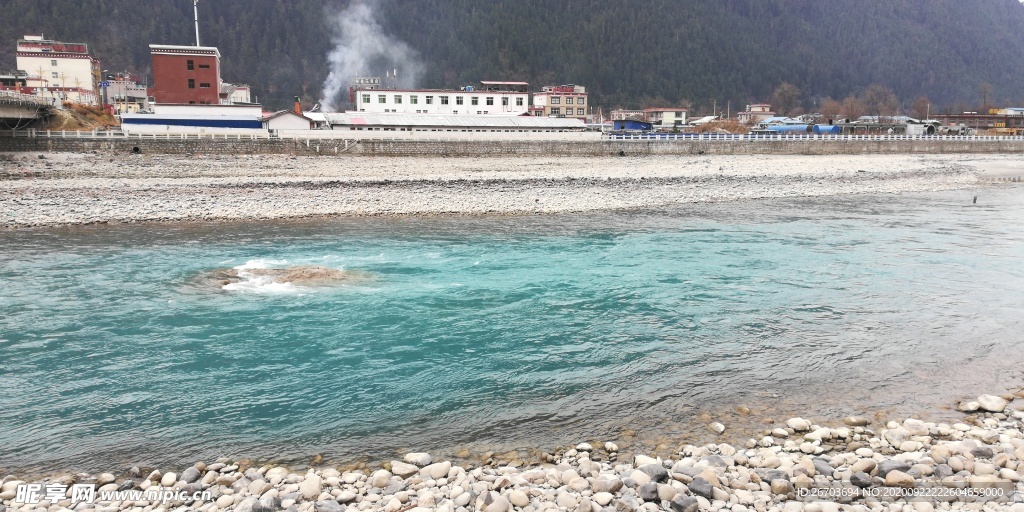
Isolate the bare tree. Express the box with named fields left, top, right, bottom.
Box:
left=771, top=82, right=801, bottom=117
left=863, top=84, right=899, bottom=122
left=980, top=82, right=993, bottom=112
left=820, top=98, right=842, bottom=123
left=910, top=96, right=931, bottom=119
left=841, top=94, right=866, bottom=120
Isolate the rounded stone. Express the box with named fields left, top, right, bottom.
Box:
left=159, top=472, right=177, bottom=487
left=508, top=489, right=529, bottom=507
left=884, top=470, right=915, bottom=488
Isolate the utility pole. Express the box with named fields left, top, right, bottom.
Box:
left=194, top=0, right=201, bottom=46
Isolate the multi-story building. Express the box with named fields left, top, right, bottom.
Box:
left=102, top=72, right=151, bottom=113
left=531, top=84, right=588, bottom=119
left=610, top=109, right=643, bottom=121
left=353, top=81, right=529, bottom=115
left=643, top=107, right=688, bottom=128
left=149, top=44, right=221, bottom=105
left=16, top=34, right=100, bottom=105
left=737, top=104, right=775, bottom=124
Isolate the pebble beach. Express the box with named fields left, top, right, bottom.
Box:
left=0, top=153, right=1012, bottom=228
left=3, top=152, right=1024, bottom=512
left=1, top=391, right=1022, bottom=512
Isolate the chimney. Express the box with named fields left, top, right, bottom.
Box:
left=294, top=96, right=301, bottom=115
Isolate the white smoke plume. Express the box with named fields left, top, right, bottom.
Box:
left=319, top=1, right=424, bottom=112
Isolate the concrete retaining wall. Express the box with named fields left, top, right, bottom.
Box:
left=3, top=134, right=1024, bottom=157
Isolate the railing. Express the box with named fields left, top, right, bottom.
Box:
left=600, top=132, right=1024, bottom=142
left=6, top=128, right=1024, bottom=144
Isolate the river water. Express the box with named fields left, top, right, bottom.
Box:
left=1, top=187, right=1023, bottom=473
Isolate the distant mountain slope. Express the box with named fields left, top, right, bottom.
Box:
left=2, top=0, right=1022, bottom=112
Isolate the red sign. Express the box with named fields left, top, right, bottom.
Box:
left=550, top=86, right=575, bottom=93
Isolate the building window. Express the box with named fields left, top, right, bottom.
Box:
left=410, top=95, right=418, bottom=104
left=378, top=94, right=386, bottom=103
left=516, top=97, right=524, bottom=106
left=577, top=97, right=585, bottom=105
left=187, top=60, right=194, bottom=71
left=199, top=64, right=210, bottom=69
left=199, top=83, right=211, bottom=88
left=577, top=108, right=585, bottom=116
left=440, top=95, right=449, bottom=105
left=486, top=97, right=494, bottom=105
left=52, top=72, right=59, bottom=79
left=426, top=95, right=434, bottom=104
left=502, top=97, right=509, bottom=106
left=50, top=59, right=57, bottom=66
left=362, top=94, right=370, bottom=103
left=394, top=95, right=402, bottom=104
left=189, top=101, right=196, bottom=104
left=456, top=96, right=464, bottom=105
left=567, top=97, right=574, bottom=105
left=551, top=107, right=560, bottom=115
left=551, top=97, right=560, bottom=105
left=471, top=96, right=479, bottom=105
left=188, top=79, right=195, bottom=89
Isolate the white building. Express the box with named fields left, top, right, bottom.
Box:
left=354, top=81, right=529, bottom=115
left=222, top=83, right=252, bottom=104
left=531, top=84, right=588, bottom=119
left=16, top=34, right=99, bottom=106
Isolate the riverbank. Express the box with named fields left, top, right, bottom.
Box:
left=0, top=153, right=1016, bottom=228
left=1, top=390, right=1022, bottom=512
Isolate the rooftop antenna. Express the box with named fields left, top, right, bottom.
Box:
left=193, top=0, right=201, bottom=46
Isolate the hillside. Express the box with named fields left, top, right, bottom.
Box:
left=2, top=0, right=1023, bottom=113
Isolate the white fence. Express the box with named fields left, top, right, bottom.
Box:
left=6, top=128, right=1024, bottom=144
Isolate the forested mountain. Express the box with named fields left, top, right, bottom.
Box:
left=2, top=0, right=1023, bottom=113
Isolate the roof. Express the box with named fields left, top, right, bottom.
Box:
left=644, top=107, right=688, bottom=112
left=479, top=81, right=529, bottom=85
left=324, top=112, right=586, bottom=129
left=354, top=87, right=527, bottom=94
left=264, top=110, right=311, bottom=121
left=149, top=44, right=221, bottom=58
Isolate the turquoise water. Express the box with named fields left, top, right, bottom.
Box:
left=2, top=188, right=1024, bottom=472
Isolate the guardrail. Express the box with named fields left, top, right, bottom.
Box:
left=600, top=132, right=1024, bottom=142
left=7, top=128, right=1024, bottom=144
left=0, top=90, right=53, bottom=106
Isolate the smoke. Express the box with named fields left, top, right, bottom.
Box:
left=319, top=1, right=423, bottom=112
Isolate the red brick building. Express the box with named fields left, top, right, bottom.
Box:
left=149, top=44, right=221, bottom=104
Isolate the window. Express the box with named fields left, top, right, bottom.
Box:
left=188, top=79, right=195, bottom=89
left=486, top=97, right=494, bottom=105
left=456, top=96, right=464, bottom=105
left=187, top=60, right=194, bottom=71
left=566, top=98, right=574, bottom=105
left=502, top=97, right=509, bottom=106
left=577, top=108, right=585, bottom=116
left=425, top=95, right=434, bottom=104
left=551, top=107, right=560, bottom=115
left=394, top=95, right=402, bottom=104
left=362, top=94, right=370, bottom=103
left=471, top=96, right=479, bottom=105
left=378, top=94, right=386, bottom=103
left=50, top=59, right=57, bottom=66
left=551, top=97, right=560, bottom=104
left=410, top=95, right=418, bottom=104
left=51, top=72, right=59, bottom=79
left=516, top=97, right=524, bottom=106
left=577, top=97, right=585, bottom=105
left=440, top=95, right=449, bottom=105
left=199, top=64, right=210, bottom=69
left=189, top=101, right=196, bottom=104
left=199, top=83, right=211, bottom=88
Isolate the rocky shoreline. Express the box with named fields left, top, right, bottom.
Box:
left=2, top=390, right=1022, bottom=512
left=0, top=153, right=1010, bottom=228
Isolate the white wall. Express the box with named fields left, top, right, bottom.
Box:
left=17, top=54, right=96, bottom=105
left=267, top=114, right=312, bottom=130
left=355, top=90, right=528, bottom=115
left=153, top=104, right=263, bottom=116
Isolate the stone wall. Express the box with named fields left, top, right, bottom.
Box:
left=3, top=134, right=1024, bottom=157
